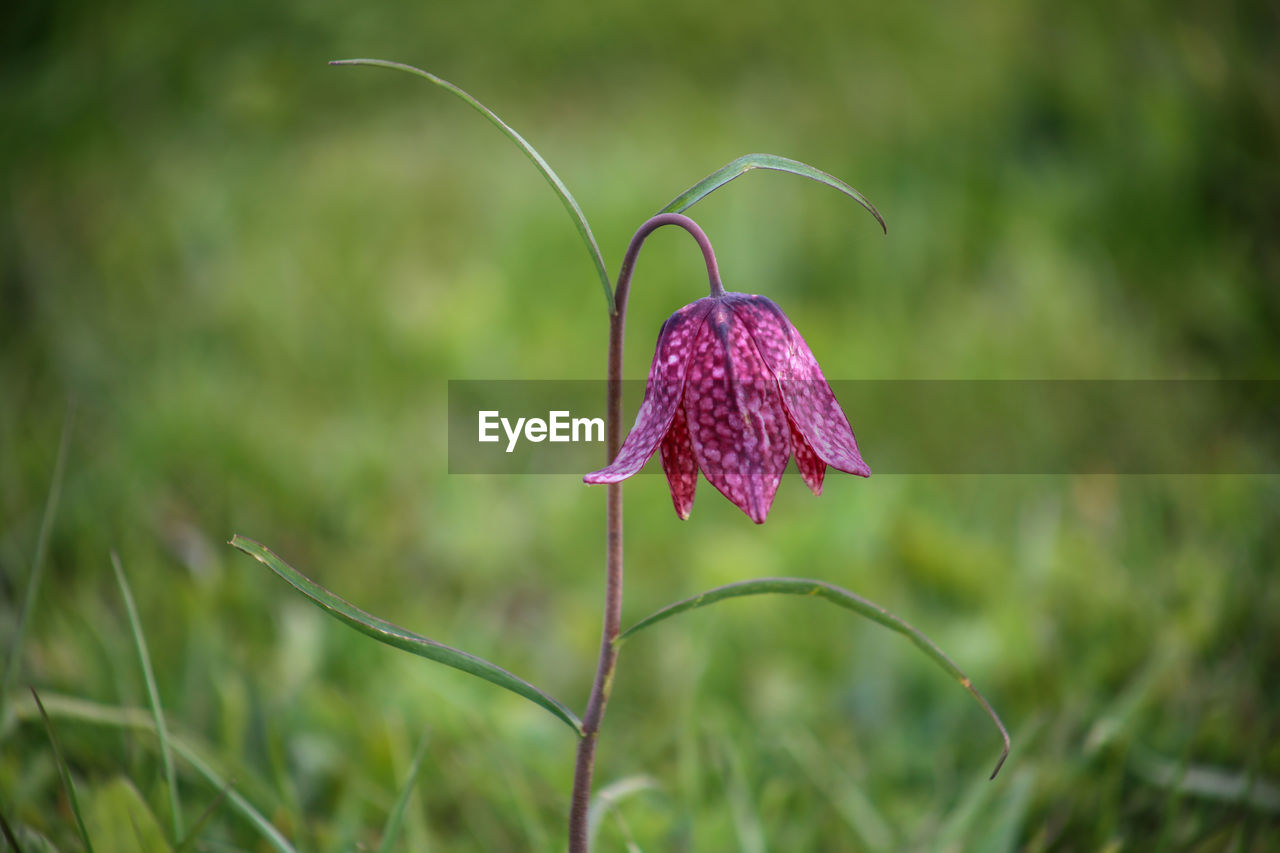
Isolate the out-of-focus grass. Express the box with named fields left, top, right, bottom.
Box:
left=3, top=0, right=1278, bottom=849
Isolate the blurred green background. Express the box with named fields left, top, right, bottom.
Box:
left=3, top=0, right=1278, bottom=849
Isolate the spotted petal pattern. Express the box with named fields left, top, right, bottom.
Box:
left=659, top=403, right=698, bottom=519
left=726, top=294, right=870, bottom=478
left=682, top=302, right=791, bottom=523
left=789, top=416, right=827, bottom=496
left=584, top=291, right=868, bottom=523
left=584, top=299, right=713, bottom=483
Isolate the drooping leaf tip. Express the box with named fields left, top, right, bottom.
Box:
left=990, top=745, right=1010, bottom=780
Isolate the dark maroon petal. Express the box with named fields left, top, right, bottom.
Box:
left=789, top=417, right=827, bottom=496
left=727, top=293, right=870, bottom=478
left=660, top=401, right=698, bottom=519
left=584, top=299, right=714, bottom=483
left=683, top=301, right=791, bottom=523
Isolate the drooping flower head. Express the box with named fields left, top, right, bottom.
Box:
left=584, top=291, right=869, bottom=523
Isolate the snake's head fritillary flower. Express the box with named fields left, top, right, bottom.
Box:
left=584, top=293, right=869, bottom=523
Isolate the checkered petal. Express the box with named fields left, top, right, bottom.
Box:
left=659, top=402, right=698, bottom=519
left=683, top=301, right=792, bottom=523
left=584, top=298, right=713, bottom=483
left=789, top=417, right=827, bottom=495
left=726, top=293, right=870, bottom=478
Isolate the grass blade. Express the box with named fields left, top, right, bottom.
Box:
left=378, top=729, right=430, bottom=853
left=587, top=775, right=660, bottom=850
left=111, top=551, right=184, bottom=842
left=330, top=58, right=615, bottom=313
left=660, top=153, right=887, bottom=234
left=718, top=736, right=766, bottom=853
left=617, top=577, right=1009, bottom=779
left=81, top=776, right=169, bottom=852
left=30, top=688, right=95, bottom=853
left=169, top=743, right=291, bottom=852
left=176, top=749, right=288, bottom=850
left=7, top=691, right=297, bottom=853
left=781, top=731, right=896, bottom=852
left=173, top=780, right=232, bottom=853
left=2, top=401, right=74, bottom=712
left=229, top=535, right=584, bottom=735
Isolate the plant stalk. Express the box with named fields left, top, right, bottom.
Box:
left=567, top=213, right=722, bottom=852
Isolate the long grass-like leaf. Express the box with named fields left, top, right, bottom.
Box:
left=111, top=551, right=183, bottom=842
left=616, top=577, right=1009, bottom=779
left=173, top=780, right=232, bottom=853
left=8, top=691, right=296, bottom=853
left=31, top=688, right=95, bottom=853
left=169, top=738, right=292, bottom=851
left=378, top=730, right=430, bottom=853
left=2, top=401, right=74, bottom=711
left=330, top=58, right=615, bottom=313
left=229, top=535, right=584, bottom=735
left=660, top=153, right=887, bottom=234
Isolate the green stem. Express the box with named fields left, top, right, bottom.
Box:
left=567, top=213, right=724, bottom=852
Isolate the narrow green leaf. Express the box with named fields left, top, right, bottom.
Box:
left=229, top=535, right=584, bottom=736
left=111, top=551, right=183, bottom=843
left=330, top=58, right=615, bottom=313
left=8, top=691, right=297, bottom=853
left=660, top=153, right=887, bottom=234
left=31, top=688, right=95, bottom=853
left=177, top=742, right=291, bottom=851
left=616, top=577, right=1009, bottom=779
left=2, top=401, right=74, bottom=712
left=173, top=780, right=232, bottom=853
left=83, top=776, right=170, bottom=853
left=171, top=740, right=292, bottom=852
left=378, top=730, right=429, bottom=853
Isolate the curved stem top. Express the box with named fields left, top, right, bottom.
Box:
left=614, top=213, right=725, bottom=320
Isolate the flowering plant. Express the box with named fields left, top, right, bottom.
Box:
left=584, top=259, right=872, bottom=523
left=231, top=59, right=1008, bottom=852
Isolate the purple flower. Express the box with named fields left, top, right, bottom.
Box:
left=584, top=293, right=869, bottom=523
